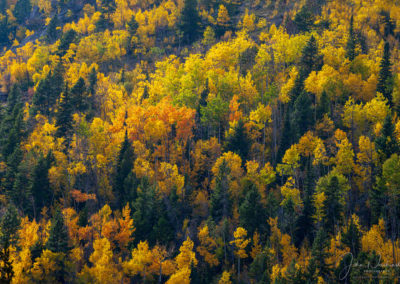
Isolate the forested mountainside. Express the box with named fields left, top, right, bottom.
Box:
left=0, top=0, right=400, bottom=283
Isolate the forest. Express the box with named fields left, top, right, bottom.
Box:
left=0, top=0, right=400, bottom=283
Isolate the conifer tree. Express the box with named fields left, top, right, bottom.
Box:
left=46, top=208, right=69, bottom=253
left=58, top=29, right=77, bottom=55
left=179, top=0, right=200, bottom=44
left=308, top=228, right=331, bottom=280
left=210, top=160, right=231, bottom=222
left=375, top=114, right=399, bottom=162
left=113, top=131, right=134, bottom=207
left=30, top=152, right=53, bottom=213
left=322, top=176, right=343, bottom=235
left=71, top=77, right=87, bottom=112
left=239, top=180, right=267, bottom=236
left=13, top=0, right=31, bottom=24
left=55, top=85, right=73, bottom=140
left=377, top=42, right=393, bottom=107
left=224, top=119, right=251, bottom=163
left=341, top=218, right=361, bottom=257
left=346, top=15, right=357, bottom=61
left=127, top=15, right=138, bottom=36
left=46, top=14, right=59, bottom=43
left=0, top=205, right=20, bottom=284
left=0, top=13, right=9, bottom=47
left=292, top=91, right=313, bottom=140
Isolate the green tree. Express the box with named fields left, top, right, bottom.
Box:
left=224, top=119, right=251, bottom=162
left=346, top=15, right=357, bottom=61
left=0, top=205, right=20, bottom=284
left=375, top=114, right=399, bottom=162
left=179, top=0, right=201, bottom=44
left=46, top=208, right=69, bottom=253
left=292, top=91, right=313, bottom=140
left=308, top=228, right=331, bottom=281
left=322, top=176, right=343, bottom=235
left=377, top=42, right=393, bottom=107
left=210, top=160, right=231, bottom=223
left=294, top=5, right=314, bottom=33
left=31, top=152, right=54, bottom=214
left=71, top=77, right=88, bottom=112
left=113, top=131, right=135, bottom=208
left=55, top=85, right=73, bottom=140
left=58, top=29, right=77, bottom=56
left=46, top=14, right=59, bottom=43
left=13, top=0, right=31, bottom=24
left=239, top=180, right=267, bottom=236
left=341, top=217, right=361, bottom=257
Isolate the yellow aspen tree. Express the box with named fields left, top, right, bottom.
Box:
left=219, top=271, right=232, bottom=284
left=197, top=225, right=219, bottom=267
left=230, top=227, right=250, bottom=279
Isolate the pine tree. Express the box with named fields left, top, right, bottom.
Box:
left=224, top=119, right=251, bottom=163
left=375, top=114, right=400, bottom=162
left=46, top=208, right=69, bottom=253
left=127, top=15, right=138, bottom=36
left=346, top=15, right=357, bottom=61
left=58, top=29, right=77, bottom=55
left=13, top=0, right=31, bottom=24
left=71, top=77, right=87, bottom=112
left=55, top=85, right=73, bottom=140
left=277, top=106, right=293, bottom=163
left=0, top=13, right=9, bottom=47
left=317, top=90, right=329, bottom=120
left=323, top=176, right=343, bottom=235
left=239, top=180, right=268, bottom=236
left=113, top=131, right=134, bottom=208
left=299, top=35, right=322, bottom=80
left=294, top=5, right=314, bottom=33
left=292, top=91, right=313, bottom=140
left=180, top=0, right=201, bottom=44
left=46, top=14, right=59, bottom=43
left=294, top=190, right=315, bottom=247
left=31, top=75, right=53, bottom=116
left=341, top=218, right=361, bottom=257
left=30, top=152, right=53, bottom=213
left=308, top=228, right=331, bottom=280
left=377, top=42, right=393, bottom=107
left=0, top=205, right=20, bottom=284
left=0, top=0, right=6, bottom=13
left=210, top=160, right=231, bottom=222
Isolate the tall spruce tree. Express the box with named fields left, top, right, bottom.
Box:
left=292, top=91, right=313, bottom=140
left=239, top=180, right=268, bottom=236
left=55, top=85, right=73, bottom=140
left=13, top=0, right=31, bottom=24
left=308, top=228, right=331, bottom=280
left=180, top=0, right=201, bottom=44
left=346, top=15, right=357, bottom=61
left=0, top=205, right=20, bottom=284
left=210, top=160, right=231, bottom=222
left=46, top=208, right=69, bottom=253
left=322, top=176, right=343, bottom=235
left=224, top=119, right=251, bottom=163
left=375, top=114, right=399, bottom=162
left=30, top=152, right=54, bottom=213
left=377, top=42, right=393, bottom=107
left=46, top=14, right=59, bottom=43
left=113, top=130, right=134, bottom=208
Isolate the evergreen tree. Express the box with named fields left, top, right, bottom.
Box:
left=294, top=5, right=314, bottom=33
left=323, top=176, right=343, bottom=235
left=277, top=105, right=293, bottom=163
left=317, top=90, right=329, bottom=119
left=375, top=114, right=400, bottom=162
left=58, top=29, right=77, bottom=56
left=210, top=160, right=231, bottom=222
left=0, top=205, right=20, bottom=284
left=224, top=119, right=251, bottom=163
left=31, top=75, right=53, bottom=116
left=46, top=208, right=69, bottom=253
left=46, top=14, right=59, bottom=43
left=0, top=13, right=9, bottom=47
left=179, top=0, right=201, bottom=44
left=346, top=15, right=357, bottom=61
left=113, top=131, right=134, bottom=208
left=249, top=250, right=271, bottom=283
left=88, top=67, right=97, bottom=96
left=299, top=35, right=322, bottom=80
left=0, top=0, right=6, bottom=13
left=341, top=218, right=361, bottom=257
left=13, top=0, right=31, bottom=24
left=292, top=91, right=313, bottom=140
left=239, top=180, right=268, bottom=236
left=55, top=85, right=73, bottom=140
left=127, top=15, right=138, bottom=36
left=294, top=190, right=315, bottom=247
left=30, top=152, right=54, bottom=213
left=308, top=228, right=331, bottom=280
left=377, top=41, right=393, bottom=107
left=70, top=77, right=87, bottom=112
